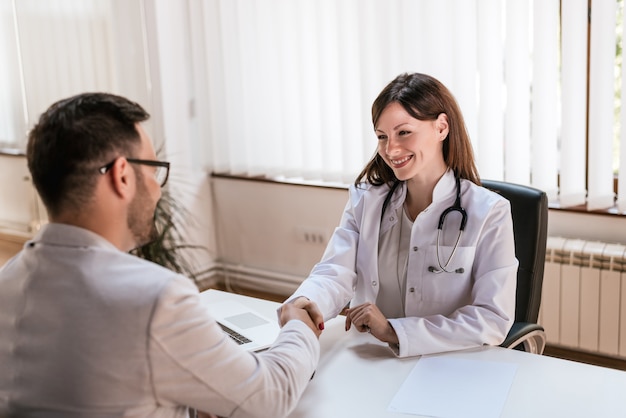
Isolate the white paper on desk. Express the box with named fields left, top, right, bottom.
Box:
left=388, top=356, right=517, bottom=418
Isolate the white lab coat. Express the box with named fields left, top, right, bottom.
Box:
left=288, top=169, right=517, bottom=357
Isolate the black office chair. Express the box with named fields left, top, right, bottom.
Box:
left=481, top=179, right=548, bottom=354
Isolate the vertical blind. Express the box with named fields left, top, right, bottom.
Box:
left=0, top=0, right=25, bottom=148
left=588, top=0, right=618, bottom=210
left=2, top=0, right=626, bottom=213
left=0, top=0, right=152, bottom=150
left=560, top=0, right=588, bottom=208
left=191, top=0, right=626, bottom=212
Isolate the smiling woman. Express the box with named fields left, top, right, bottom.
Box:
left=279, top=72, right=519, bottom=358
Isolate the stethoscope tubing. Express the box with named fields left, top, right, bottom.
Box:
left=381, top=175, right=467, bottom=274
left=433, top=176, right=467, bottom=273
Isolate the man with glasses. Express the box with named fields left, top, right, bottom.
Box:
left=0, top=93, right=321, bottom=418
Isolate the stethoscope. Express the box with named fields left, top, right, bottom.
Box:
left=381, top=175, right=467, bottom=274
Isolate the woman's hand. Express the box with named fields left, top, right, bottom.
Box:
left=344, top=302, right=398, bottom=344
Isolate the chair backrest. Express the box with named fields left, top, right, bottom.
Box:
left=481, top=180, right=548, bottom=323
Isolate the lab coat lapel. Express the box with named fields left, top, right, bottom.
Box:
left=354, top=183, right=404, bottom=305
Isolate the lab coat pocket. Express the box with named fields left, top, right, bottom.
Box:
left=423, top=245, right=476, bottom=305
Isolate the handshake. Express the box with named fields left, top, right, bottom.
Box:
left=278, top=297, right=325, bottom=338
left=278, top=297, right=398, bottom=344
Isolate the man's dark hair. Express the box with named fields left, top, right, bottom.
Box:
left=27, top=92, right=150, bottom=217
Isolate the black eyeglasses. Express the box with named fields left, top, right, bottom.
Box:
left=99, top=158, right=170, bottom=187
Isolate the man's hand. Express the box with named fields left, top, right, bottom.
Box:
left=344, top=302, right=398, bottom=344
left=278, top=302, right=323, bottom=338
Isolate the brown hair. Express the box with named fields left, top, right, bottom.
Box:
left=355, top=72, right=480, bottom=187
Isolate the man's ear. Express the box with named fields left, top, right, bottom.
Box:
left=436, top=113, right=449, bottom=139
left=109, top=158, right=134, bottom=199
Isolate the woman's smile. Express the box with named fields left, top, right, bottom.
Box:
left=390, top=155, right=413, bottom=168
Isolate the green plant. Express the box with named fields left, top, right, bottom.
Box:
left=131, top=188, right=206, bottom=283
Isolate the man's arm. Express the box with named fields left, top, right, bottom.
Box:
left=149, top=276, right=320, bottom=418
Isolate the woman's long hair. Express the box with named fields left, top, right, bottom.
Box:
left=355, top=73, right=480, bottom=188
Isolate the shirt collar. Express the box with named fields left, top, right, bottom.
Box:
left=384, top=168, right=457, bottom=224
left=431, top=168, right=457, bottom=204
left=31, top=223, right=118, bottom=251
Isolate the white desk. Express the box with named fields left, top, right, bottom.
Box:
left=203, top=290, right=626, bottom=418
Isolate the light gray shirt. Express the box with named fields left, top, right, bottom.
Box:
left=377, top=206, right=412, bottom=318
left=0, top=223, right=319, bottom=418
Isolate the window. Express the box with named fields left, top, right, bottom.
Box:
left=190, top=0, right=626, bottom=212
left=0, top=0, right=152, bottom=150
left=3, top=1, right=626, bottom=213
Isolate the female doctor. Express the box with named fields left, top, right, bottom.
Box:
left=282, top=72, right=518, bottom=358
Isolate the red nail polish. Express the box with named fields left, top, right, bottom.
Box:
left=319, top=323, right=324, bottom=330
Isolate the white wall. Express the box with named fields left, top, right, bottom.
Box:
left=548, top=210, right=626, bottom=245
left=212, top=177, right=347, bottom=278
left=0, top=154, right=46, bottom=234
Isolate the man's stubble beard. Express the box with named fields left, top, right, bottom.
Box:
left=127, top=174, right=159, bottom=248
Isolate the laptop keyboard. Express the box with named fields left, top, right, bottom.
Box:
left=218, top=322, right=252, bottom=345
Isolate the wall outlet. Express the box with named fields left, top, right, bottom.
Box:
left=295, top=226, right=328, bottom=245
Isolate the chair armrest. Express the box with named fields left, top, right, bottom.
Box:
left=500, top=321, right=546, bottom=354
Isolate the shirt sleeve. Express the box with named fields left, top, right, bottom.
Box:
left=148, top=276, right=319, bottom=418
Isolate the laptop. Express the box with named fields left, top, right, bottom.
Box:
left=200, top=293, right=281, bottom=352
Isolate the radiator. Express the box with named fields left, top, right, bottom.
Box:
left=539, top=236, right=626, bottom=357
